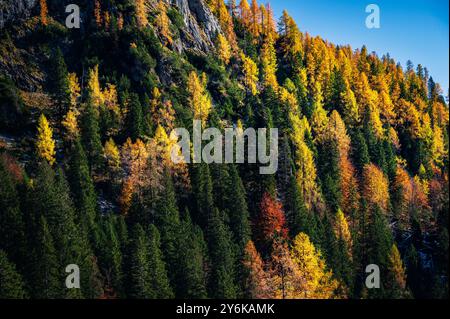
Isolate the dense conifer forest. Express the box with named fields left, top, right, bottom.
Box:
left=0, top=0, right=448, bottom=299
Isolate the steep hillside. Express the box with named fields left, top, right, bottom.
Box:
left=0, top=0, right=448, bottom=299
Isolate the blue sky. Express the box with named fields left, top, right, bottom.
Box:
left=268, top=0, right=449, bottom=95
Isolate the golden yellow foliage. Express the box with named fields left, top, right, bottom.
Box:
left=188, top=72, right=212, bottom=125
left=216, top=34, right=232, bottom=65
left=248, top=0, right=261, bottom=38
left=155, top=0, right=172, bottom=45
left=151, top=89, right=172, bottom=133
left=36, top=114, right=56, bottom=165
left=68, top=73, right=81, bottom=109
left=217, top=0, right=238, bottom=50
left=260, top=34, right=278, bottom=90
left=362, top=163, right=390, bottom=212
left=62, top=109, right=79, bottom=142
left=387, top=244, right=408, bottom=295
left=334, top=209, right=352, bottom=256
left=239, top=0, right=251, bottom=25
left=432, top=124, right=446, bottom=167
left=135, top=0, right=148, bottom=29
left=290, top=233, right=341, bottom=298
left=104, top=138, right=120, bottom=172
left=240, top=53, right=259, bottom=96
left=87, top=65, right=104, bottom=107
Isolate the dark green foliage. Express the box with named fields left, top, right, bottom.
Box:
left=0, top=75, right=24, bottom=130
left=126, top=92, right=143, bottom=141
left=49, top=48, right=70, bottom=119
left=0, top=157, right=27, bottom=268
left=68, top=140, right=102, bottom=250
left=80, top=102, right=103, bottom=171
left=99, top=215, right=124, bottom=297
left=0, top=250, right=27, bottom=298
left=206, top=208, right=238, bottom=299
left=285, top=175, right=310, bottom=238
left=127, top=223, right=151, bottom=298
left=146, top=224, right=174, bottom=298
left=175, top=210, right=208, bottom=298
left=29, top=215, right=61, bottom=298
left=154, top=171, right=181, bottom=284
left=317, top=138, right=341, bottom=212
left=351, top=130, right=370, bottom=173
left=126, top=223, right=173, bottom=298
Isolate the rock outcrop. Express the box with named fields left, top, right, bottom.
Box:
left=0, top=0, right=37, bottom=29
left=174, top=0, right=221, bottom=53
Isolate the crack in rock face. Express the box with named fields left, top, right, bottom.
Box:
left=174, top=0, right=221, bottom=53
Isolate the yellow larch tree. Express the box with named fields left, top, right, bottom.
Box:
left=323, top=111, right=359, bottom=213
left=40, top=0, right=49, bottom=26
left=268, top=239, right=298, bottom=299
left=94, top=0, right=102, bottom=27
left=217, top=0, right=238, bottom=51
left=393, top=166, right=413, bottom=231
left=260, top=33, right=278, bottom=90
left=240, top=53, right=259, bottom=96
left=289, top=112, right=322, bottom=211
left=104, top=138, right=121, bottom=174
left=187, top=72, right=212, bottom=126
left=290, top=233, right=341, bottom=299
left=61, top=109, right=79, bottom=142
left=103, top=84, right=121, bottom=118
left=119, top=138, right=149, bottom=213
left=431, top=124, right=446, bottom=167
left=248, top=0, right=261, bottom=39
left=155, top=0, right=172, bottom=45
left=310, top=82, right=329, bottom=140
left=260, top=3, right=277, bottom=40
left=362, top=163, right=390, bottom=212
left=278, top=10, right=303, bottom=61
left=340, top=80, right=359, bottom=127
left=386, top=244, right=410, bottom=298
left=68, top=73, right=81, bottom=109
left=87, top=65, right=104, bottom=107
left=242, top=240, right=272, bottom=298
left=239, top=0, right=251, bottom=27
left=36, top=114, right=56, bottom=166
left=216, top=33, right=232, bottom=65
left=135, top=0, right=148, bottom=29
left=334, top=209, right=352, bottom=257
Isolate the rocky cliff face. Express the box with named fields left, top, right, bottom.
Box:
left=174, top=0, right=221, bottom=53
left=0, top=0, right=37, bottom=29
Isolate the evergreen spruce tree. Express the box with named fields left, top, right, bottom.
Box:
left=99, top=215, right=124, bottom=297
left=68, top=139, right=101, bottom=251
left=175, top=210, right=208, bottom=298
left=127, top=223, right=151, bottom=298
left=50, top=48, right=70, bottom=120
left=80, top=101, right=103, bottom=172
left=146, top=224, right=174, bottom=298
left=317, top=138, right=341, bottom=212
left=127, top=92, right=143, bottom=141
left=284, top=175, right=310, bottom=238
left=191, top=163, right=215, bottom=228
left=207, top=208, right=238, bottom=298
left=0, top=250, right=27, bottom=298
left=155, top=171, right=181, bottom=285
left=351, top=129, right=370, bottom=173
left=29, top=215, right=62, bottom=298
left=0, top=159, right=27, bottom=269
